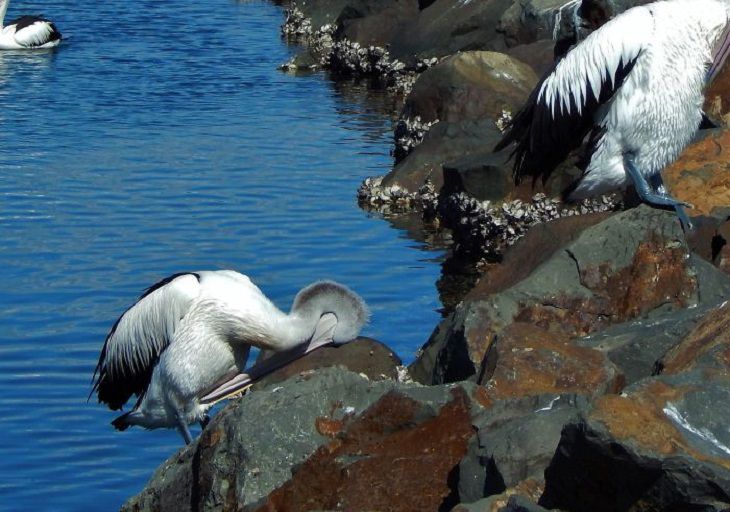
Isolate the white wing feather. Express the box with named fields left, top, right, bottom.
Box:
left=103, top=273, right=200, bottom=379
left=13, top=21, right=56, bottom=47
left=538, top=5, right=651, bottom=117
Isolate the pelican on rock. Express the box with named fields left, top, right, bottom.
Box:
left=91, top=270, right=369, bottom=444
left=495, top=0, right=730, bottom=229
left=0, top=0, right=61, bottom=50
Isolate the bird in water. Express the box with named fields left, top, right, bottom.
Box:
left=495, top=0, right=730, bottom=230
left=90, top=271, right=369, bottom=444
left=0, top=0, right=61, bottom=50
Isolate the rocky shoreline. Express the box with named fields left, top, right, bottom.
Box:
left=122, top=0, right=730, bottom=510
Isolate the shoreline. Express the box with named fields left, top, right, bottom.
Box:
left=121, top=1, right=730, bottom=510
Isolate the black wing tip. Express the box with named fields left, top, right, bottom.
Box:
left=111, top=412, right=132, bottom=431
left=139, top=271, right=200, bottom=300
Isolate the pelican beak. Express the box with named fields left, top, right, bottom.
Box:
left=708, top=23, right=730, bottom=84
left=198, top=313, right=339, bottom=405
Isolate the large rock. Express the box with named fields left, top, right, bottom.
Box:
left=656, top=300, right=730, bottom=376
left=577, top=255, right=730, bottom=385
left=253, top=336, right=402, bottom=388
left=540, top=372, right=730, bottom=511
left=334, top=0, right=420, bottom=47
left=388, top=0, right=516, bottom=64
left=382, top=118, right=501, bottom=193
left=480, top=322, right=623, bottom=397
left=410, top=206, right=700, bottom=385
left=121, top=368, right=493, bottom=512
left=458, top=394, right=584, bottom=502
left=664, top=129, right=730, bottom=217
left=401, top=51, right=537, bottom=124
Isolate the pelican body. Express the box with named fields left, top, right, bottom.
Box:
left=91, top=271, right=369, bottom=444
left=0, top=0, right=61, bottom=50
left=496, top=0, right=730, bottom=229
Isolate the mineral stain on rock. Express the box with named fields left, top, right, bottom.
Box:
left=256, top=389, right=474, bottom=512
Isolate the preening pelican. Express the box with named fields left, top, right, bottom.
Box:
left=495, top=0, right=730, bottom=230
left=90, top=271, right=369, bottom=444
left=0, top=0, right=61, bottom=50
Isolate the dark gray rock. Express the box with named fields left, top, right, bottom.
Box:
left=410, top=206, right=699, bottom=385
left=122, top=367, right=488, bottom=512
left=576, top=255, right=730, bottom=385
left=388, top=0, right=516, bottom=65
left=382, top=118, right=502, bottom=194
left=458, top=394, right=583, bottom=502
left=540, top=372, right=730, bottom=512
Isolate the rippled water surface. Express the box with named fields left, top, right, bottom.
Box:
left=0, top=1, right=445, bottom=509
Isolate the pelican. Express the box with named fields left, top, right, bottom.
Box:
left=90, top=270, right=369, bottom=444
left=495, top=0, right=730, bottom=230
left=0, top=0, right=61, bottom=50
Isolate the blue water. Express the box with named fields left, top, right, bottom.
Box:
left=0, top=1, right=444, bottom=509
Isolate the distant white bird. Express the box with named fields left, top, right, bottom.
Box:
left=496, top=0, right=730, bottom=229
left=91, top=271, right=369, bottom=444
left=0, top=0, right=61, bottom=50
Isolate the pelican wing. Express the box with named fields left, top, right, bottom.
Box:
left=10, top=16, right=61, bottom=47
left=495, top=5, right=650, bottom=185
left=91, top=272, right=201, bottom=410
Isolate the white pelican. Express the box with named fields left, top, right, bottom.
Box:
left=495, top=0, right=730, bottom=230
left=90, top=271, right=369, bottom=444
left=0, top=0, right=61, bottom=50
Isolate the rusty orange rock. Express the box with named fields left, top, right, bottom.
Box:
left=664, top=129, right=730, bottom=216
left=257, top=388, right=475, bottom=512
left=479, top=323, right=624, bottom=398
left=658, top=301, right=730, bottom=375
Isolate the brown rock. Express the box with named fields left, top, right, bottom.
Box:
left=541, top=372, right=730, bottom=511
left=256, top=388, right=475, bottom=512
left=479, top=323, right=624, bottom=397
left=664, top=129, right=730, bottom=216
left=410, top=206, right=698, bottom=385
left=401, top=51, right=538, bottom=124
left=253, top=337, right=402, bottom=389
left=657, top=301, right=730, bottom=375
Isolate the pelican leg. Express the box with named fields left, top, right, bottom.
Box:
left=624, top=157, right=693, bottom=231
left=176, top=412, right=193, bottom=445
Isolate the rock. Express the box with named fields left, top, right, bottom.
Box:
left=387, top=0, right=516, bottom=65
left=503, top=39, right=555, bottom=76
left=382, top=118, right=502, bottom=193
left=410, top=206, right=699, bottom=385
left=252, top=337, right=403, bottom=388
left=255, top=386, right=476, bottom=511
left=497, top=0, right=579, bottom=47
left=334, top=0, right=420, bottom=48
left=454, top=479, right=547, bottom=511
left=540, top=373, right=730, bottom=511
left=122, top=367, right=490, bottom=512
left=458, top=394, right=583, bottom=502
left=664, top=129, right=730, bottom=217
left=401, top=51, right=537, bottom=125
left=480, top=323, right=623, bottom=397
left=656, top=300, right=730, bottom=376
left=578, top=255, right=730, bottom=385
